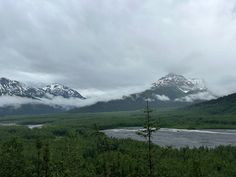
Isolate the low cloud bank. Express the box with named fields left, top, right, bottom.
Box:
left=156, top=95, right=170, bottom=101
left=79, top=85, right=150, bottom=99
left=44, top=84, right=150, bottom=108
left=0, top=96, right=41, bottom=108
left=175, top=92, right=217, bottom=103
left=0, top=85, right=151, bottom=109
left=0, top=95, right=113, bottom=110
left=0, top=86, right=218, bottom=109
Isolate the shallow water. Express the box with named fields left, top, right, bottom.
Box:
left=27, top=124, right=44, bottom=129
left=102, top=127, right=236, bottom=148
left=0, top=122, right=44, bottom=129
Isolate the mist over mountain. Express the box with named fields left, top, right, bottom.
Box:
left=0, top=73, right=217, bottom=116
left=185, top=93, right=236, bottom=115
left=0, top=77, right=86, bottom=116
left=71, top=73, right=216, bottom=113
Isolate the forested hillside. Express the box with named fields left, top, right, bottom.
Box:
left=186, top=93, right=236, bottom=115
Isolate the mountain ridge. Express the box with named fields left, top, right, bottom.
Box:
left=0, top=77, right=85, bottom=100
left=185, top=92, right=236, bottom=115
left=70, top=73, right=216, bottom=113
left=0, top=73, right=218, bottom=116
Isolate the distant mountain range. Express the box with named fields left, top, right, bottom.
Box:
left=0, top=77, right=85, bottom=116
left=0, top=73, right=220, bottom=116
left=70, top=73, right=216, bottom=113
left=0, top=77, right=85, bottom=99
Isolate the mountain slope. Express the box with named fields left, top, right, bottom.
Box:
left=0, top=77, right=85, bottom=116
left=43, top=84, right=85, bottom=99
left=0, top=78, right=85, bottom=99
left=0, top=104, right=65, bottom=117
left=71, top=73, right=216, bottom=113
left=0, top=77, right=34, bottom=98
left=186, top=93, right=236, bottom=115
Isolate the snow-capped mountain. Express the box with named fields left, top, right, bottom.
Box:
left=152, top=73, right=207, bottom=93
left=43, top=84, right=85, bottom=99
left=120, top=73, right=214, bottom=102
left=0, top=74, right=217, bottom=115
left=71, top=73, right=216, bottom=113
left=148, top=73, right=215, bottom=101
left=0, top=77, right=85, bottom=100
left=0, top=77, right=30, bottom=97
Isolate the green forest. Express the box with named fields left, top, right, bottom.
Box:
left=1, top=125, right=236, bottom=177
left=0, top=110, right=236, bottom=177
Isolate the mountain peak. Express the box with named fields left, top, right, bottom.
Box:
left=0, top=77, right=85, bottom=99
left=152, top=73, right=207, bottom=93
left=0, top=77, right=27, bottom=97
left=0, top=77, right=20, bottom=84
left=0, top=77, right=9, bottom=81
left=163, top=73, right=186, bottom=80
left=45, top=83, right=65, bottom=90
left=43, top=83, right=85, bottom=99
left=165, top=72, right=182, bottom=77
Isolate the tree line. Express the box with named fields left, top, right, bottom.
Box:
left=0, top=125, right=235, bottom=177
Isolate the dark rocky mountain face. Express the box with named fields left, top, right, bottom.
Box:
left=0, top=78, right=85, bottom=99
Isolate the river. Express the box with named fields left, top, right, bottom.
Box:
left=102, top=127, right=236, bottom=148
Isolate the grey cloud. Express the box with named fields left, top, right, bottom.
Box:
left=0, top=84, right=150, bottom=108
left=0, top=96, right=39, bottom=108
left=175, top=92, right=217, bottom=103
left=156, top=95, right=170, bottom=101
left=0, top=0, right=236, bottom=95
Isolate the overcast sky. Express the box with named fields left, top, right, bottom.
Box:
left=1, top=0, right=236, bottom=96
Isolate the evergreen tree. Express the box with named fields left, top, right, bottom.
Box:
left=42, top=143, right=50, bottom=177
left=36, top=138, right=43, bottom=177
left=138, top=100, right=159, bottom=177
left=0, top=138, right=25, bottom=177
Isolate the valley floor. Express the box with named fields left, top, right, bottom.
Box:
left=0, top=110, right=236, bottom=176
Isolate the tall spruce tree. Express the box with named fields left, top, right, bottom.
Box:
left=140, top=100, right=159, bottom=177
